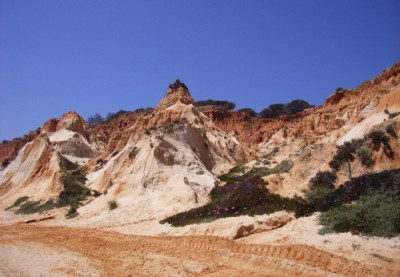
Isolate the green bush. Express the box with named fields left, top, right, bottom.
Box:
left=169, top=79, right=188, bottom=91
left=308, top=171, right=336, bottom=190
left=65, top=203, right=79, bottom=219
left=59, top=154, right=78, bottom=171
left=67, top=202, right=78, bottom=216
left=386, top=124, right=397, bottom=138
left=58, top=174, right=90, bottom=206
left=129, top=147, right=139, bottom=159
left=259, top=104, right=286, bottom=118
left=108, top=200, right=118, bottom=210
left=15, top=199, right=58, bottom=214
left=105, top=110, right=129, bottom=122
left=217, top=163, right=246, bottom=185
left=1, top=158, right=9, bottom=168
left=304, top=186, right=339, bottom=212
left=238, top=108, right=257, bottom=117
left=368, top=130, right=387, bottom=146
left=87, top=113, right=104, bottom=126
left=242, top=160, right=294, bottom=179
left=218, top=160, right=293, bottom=186
left=92, top=190, right=102, bottom=197
left=195, top=99, right=236, bottom=110
left=329, top=139, right=364, bottom=171
left=5, top=196, right=29, bottom=211
left=388, top=111, right=400, bottom=119
left=58, top=154, right=90, bottom=216
left=357, top=147, right=374, bottom=167
left=271, top=159, right=294, bottom=174
left=319, top=193, right=400, bottom=237
left=304, top=169, right=400, bottom=214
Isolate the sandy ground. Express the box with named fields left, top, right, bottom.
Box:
left=1, top=224, right=398, bottom=277
left=0, top=215, right=399, bottom=277
left=0, top=243, right=100, bottom=277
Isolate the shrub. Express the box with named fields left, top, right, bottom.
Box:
left=105, top=110, right=129, bottom=122
left=304, top=186, right=337, bottom=212
left=169, top=79, right=188, bottom=91
left=59, top=154, right=78, bottom=171
left=129, top=147, right=138, bottom=159
left=58, top=174, right=90, bottom=205
left=15, top=199, right=58, bottom=214
left=87, top=113, right=104, bottom=126
left=108, top=200, right=118, bottom=210
left=370, top=253, right=394, bottom=262
left=271, top=159, right=294, bottom=174
left=318, top=193, right=400, bottom=237
left=286, top=99, right=314, bottom=115
left=357, top=147, right=374, bottom=167
left=218, top=160, right=293, bottom=185
left=57, top=154, right=90, bottom=216
left=92, top=190, right=102, bottom=197
left=304, top=169, right=400, bottom=215
left=329, top=140, right=363, bottom=170
left=368, top=130, right=387, bottom=146
left=195, top=99, right=236, bottom=110
left=238, top=108, right=257, bottom=117
left=386, top=124, right=397, bottom=138
left=5, top=196, right=30, bottom=211
left=309, top=171, right=336, bottom=190
left=67, top=202, right=78, bottom=215
left=65, top=203, right=79, bottom=219
left=262, top=147, right=279, bottom=160
left=259, top=104, right=285, bottom=118
left=104, top=180, right=114, bottom=194
left=1, top=158, right=10, bottom=168
left=259, top=100, right=314, bottom=118
left=218, top=164, right=246, bottom=185
left=70, top=168, right=88, bottom=183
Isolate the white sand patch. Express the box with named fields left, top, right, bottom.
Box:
left=49, top=129, right=77, bottom=143
left=106, top=211, right=294, bottom=240
left=337, top=112, right=388, bottom=145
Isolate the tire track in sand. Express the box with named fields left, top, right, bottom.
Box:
left=0, top=225, right=397, bottom=277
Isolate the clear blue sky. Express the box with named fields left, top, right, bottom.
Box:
left=1, top=1, right=399, bottom=141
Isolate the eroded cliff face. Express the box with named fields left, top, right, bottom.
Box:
left=1, top=63, right=399, bottom=220
left=201, top=62, right=400, bottom=148
left=0, top=79, right=249, bottom=223
left=0, top=130, right=40, bottom=170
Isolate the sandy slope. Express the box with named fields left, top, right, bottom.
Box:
left=0, top=225, right=398, bottom=277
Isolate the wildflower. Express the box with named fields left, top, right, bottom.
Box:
left=232, top=206, right=235, bottom=210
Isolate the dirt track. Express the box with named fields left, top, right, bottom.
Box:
left=0, top=225, right=397, bottom=277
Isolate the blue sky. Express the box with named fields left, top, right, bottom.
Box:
left=0, top=0, right=399, bottom=141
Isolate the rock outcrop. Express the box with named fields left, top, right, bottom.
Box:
left=1, top=62, right=399, bottom=224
